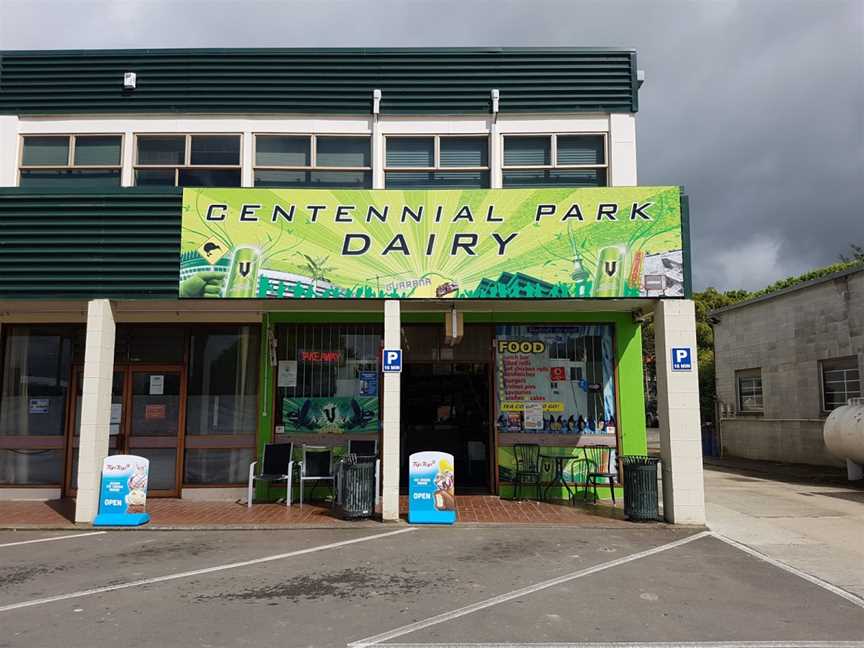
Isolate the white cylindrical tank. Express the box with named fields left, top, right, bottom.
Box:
left=823, top=397, right=864, bottom=464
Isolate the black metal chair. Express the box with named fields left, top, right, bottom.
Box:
left=585, top=447, right=617, bottom=504
left=247, top=442, right=294, bottom=508
left=299, top=445, right=335, bottom=507
left=512, top=443, right=541, bottom=500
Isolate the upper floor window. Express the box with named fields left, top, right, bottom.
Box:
left=135, top=134, right=241, bottom=187
left=385, top=136, right=489, bottom=189
left=736, top=368, right=764, bottom=414
left=253, top=135, right=371, bottom=188
left=19, top=135, right=122, bottom=188
left=821, top=356, right=861, bottom=412
left=502, top=134, right=607, bottom=187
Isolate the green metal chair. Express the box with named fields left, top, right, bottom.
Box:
left=585, top=448, right=617, bottom=504
left=512, top=444, right=541, bottom=500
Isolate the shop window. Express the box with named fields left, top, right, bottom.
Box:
left=502, top=134, right=607, bottom=187
left=275, top=324, right=382, bottom=437
left=19, top=134, right=122, bottom=188
left=821, top=356, right=860, bottom=412
left=494, top=325, right=616, bottom=436
left=183, top=326, right=260, bottom=485
left=134, top=134, right=241, bottom=187
left=736, top=368, right=763, bottom=414
left=0, top=326, right=78, bottom=485
left=385, top=136, right=489, bottom=189
left=113, top=326, right=186, bottom=364
left=494, top=324, right=618, bottom=494
left=253, top=135, right=372, bottom=188
left=184, top=448, right=255, bottom=484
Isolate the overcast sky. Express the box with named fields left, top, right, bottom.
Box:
left=1, top=0, right=862, bottom=291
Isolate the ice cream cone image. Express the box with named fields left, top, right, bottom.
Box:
left=433, top=458, right=456, bottom=511
left=126, top=488, right=147, bottom=514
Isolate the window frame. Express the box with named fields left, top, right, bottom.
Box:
left=384, top=134, right=491, bottom=189
left=252, top=133, right=373, bottom=188
left=735, top=368, right=764, bottom=415
left=18, top=133, right=125, bottom=184
left=253, top=133, right=372, bottom=173
left=384, top=134, right=490, bottom=173
left=501, top=132, right=608, bottom=188
left=133, top=133, right=243, bottom=187
left=820, top=356, right=861, bottom=414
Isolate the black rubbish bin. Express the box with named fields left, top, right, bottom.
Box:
left=621, top=455, right=660, bottom=521
left=335, top=454, right=376, bottom=520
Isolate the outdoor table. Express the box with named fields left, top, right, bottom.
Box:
left=539, top=452, right=576, bottom=503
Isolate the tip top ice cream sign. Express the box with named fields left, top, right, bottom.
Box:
left=179, top=186, right=685, bottom=300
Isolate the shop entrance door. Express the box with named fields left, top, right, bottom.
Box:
left=66, top=365, right=185, bottom=497
left=400, top=325, right=494, bottom=493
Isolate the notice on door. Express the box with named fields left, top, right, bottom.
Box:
left=110, top=403, right=123, bottom=435
left=523, top=402, right=543, bottom=430
left=277, top=360, right=297, bottom=388
left=149, top=375, right=164, bottom=395
left=145, top=404, right=167, bottom=420
left=28, top=398, right=49, bottom=414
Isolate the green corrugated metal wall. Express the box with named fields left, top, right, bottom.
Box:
left=0, top=48, right=638, bottom=114
left=0, top=189, right=181, bottom=299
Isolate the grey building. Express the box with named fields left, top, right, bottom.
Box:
left=712, top=265, right=863, bottom=466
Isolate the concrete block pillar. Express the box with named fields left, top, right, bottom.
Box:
left=381, top=300, right=401, bottom=521
left=74, top=299, right=116, bottom=523
left=654, top=299, right=706, bottom=525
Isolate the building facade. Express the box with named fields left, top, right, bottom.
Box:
left=712, top=265, right=864, bottom=466
left=0, top=48, right=706, bottom=524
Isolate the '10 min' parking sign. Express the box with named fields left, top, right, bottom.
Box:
left=671, top=347, right=693, bottom=371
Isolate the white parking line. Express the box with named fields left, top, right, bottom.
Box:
left=373, top=643, right=864, bottom=647
left=711, top=532, right=864, bottom=609
left=0, top=531, right=107, bottom=549
left=348, top=531, right=712, bottom=647
left=0, top=527, right=413, bottom=614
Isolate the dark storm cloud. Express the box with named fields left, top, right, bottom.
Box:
left=1, top=0, right=861, bottom=290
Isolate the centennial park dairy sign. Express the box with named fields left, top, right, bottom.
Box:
left=179, top=187, right=684, bottom=299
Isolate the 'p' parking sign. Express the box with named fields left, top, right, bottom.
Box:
left=382, top=348, right=402, bottom=373
left=671, top=347, right=692, bottom=371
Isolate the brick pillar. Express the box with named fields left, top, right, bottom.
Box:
left=381, top=300, right=401, bottom=521
left=74, top=299, right=116, bottom=523
left=654, top=299, right=706, bottom=524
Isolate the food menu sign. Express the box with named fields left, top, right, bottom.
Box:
left=494, top=325, right=618, bottom=436
left=179, top=187, right=684, bottom=300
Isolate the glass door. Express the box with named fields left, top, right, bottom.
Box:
left=66, top=369, right=124, bottom=495
left=127, top=368, right=184, bottom=496
left=65, top=365, right=185, bottom=496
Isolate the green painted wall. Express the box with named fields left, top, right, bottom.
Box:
left=253, top=308, right=646, bottom=503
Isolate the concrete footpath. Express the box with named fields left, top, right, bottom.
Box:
left=704, top=456, right=864, bottom=598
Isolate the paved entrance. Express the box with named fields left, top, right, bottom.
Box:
left=0, top=526, right=861, bottom=648
left=0, top=495, right=629, bottom=529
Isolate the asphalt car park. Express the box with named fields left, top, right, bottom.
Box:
left=0, top=526, right=862, bottom=648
